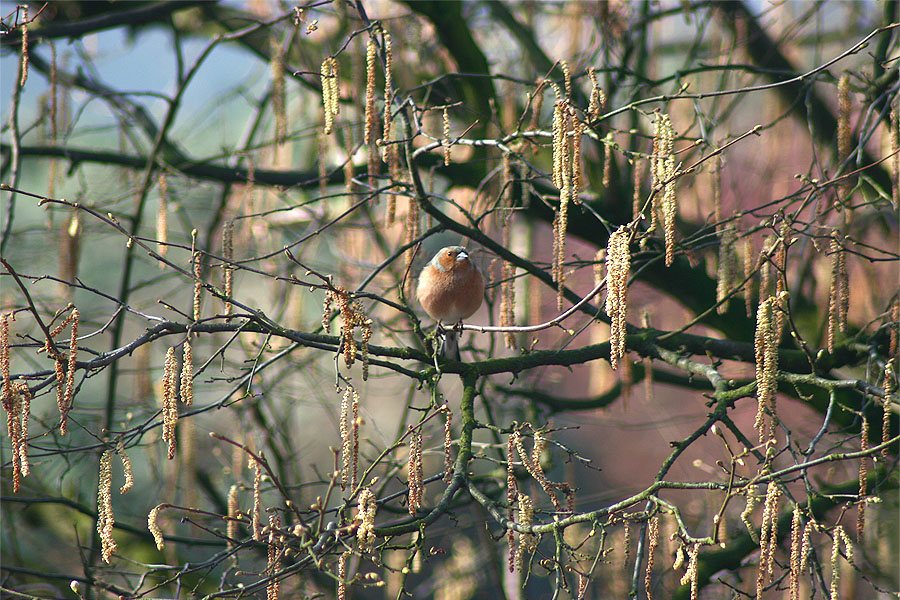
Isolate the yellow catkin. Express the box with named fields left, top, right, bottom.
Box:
left=673, top=545, right=685, bottom=572
left=251, top=457, right=262, bottom=541
left=552, top=97, right=566, bottom=190
left=838, top=244, right=849, bottom=335
left=651, top=113, right=677, bottom=264
left=644, top=516, right=659, bottom=600
left=356, top=487, right=377, bottom=552
left=827, top=232, right=847, bottom=353
left=741, top=490, right=759, bottom=542
left=223, top=220, right=234, bottom=316
left=561, top=60, right=571, bottom=101
left=830, top=525, right=847, bottom=600
left=754, top=296, right=780, bottom=443
left=531, top=430, right=545, bottom=472
left=328, top=55, right=340, bottom=121
left=267, top=512, right=281, bottom=600
left=515, top=493, right=536, bottom=573
left=838, top=525, right=853, bottom=563
left=320, top=56, right=339, bottom=135
left=192, top=251, right=202, bottom=323
left=661, top=154, right=677, bottom=267
left=716, top=227, right=737, bottom=314
left=98, top=449, right=117, bottom=563
left=837, top=75, right=852, bottom=209
left=1, top=312, right=12, bottom=410
left=48, top=311, right=75, bottom=343
left=758, top=237, right=774, bottom=303
left=555, top=139, right=571, bottom=312
left=858, top=414, right=869, bottom=543
left=157, top=175, right=168, bottom=263
left=403, top=198, right=420, bottom=301
left=889, top=297, right=899, bottom=358
left=652, top=114, right=674, bottom=185
left=54, top=359, right=65, bottom=435
left=365, top=38, right=378, bottom=195
left=19, top=5, right=28, bottom=87
left=744, top=237, right=755, bottom=318
left=587, top=67, right=605, bottom=122
left=407, top=426, right=423, bottom=515
left=148, top=504, right=165, bottom=550
left=322, top=287, right=373, bottom=373
left=337, top=550, right=349, bottom=600
left=891, top=108, right=899, bottom=208
left=800, top=520, right=813, bottom=573
left=12, top=382, right=32, bottom=483
left=500, top=261, right=517, bottom=349
left=162, top=347, right=178, bottom=459
left=649, top=113, right=665, bottom=230
left=712, top=157, right=723, bottom=226
left=552, top=214, right=561, bottom=309
left=339, top=386, right=360, bottom=490
left=572, top=121, right=584, bottom=203
left=364, top=38, right=377, bottom=146
left=272, top=39, right=286, bottom=144
left=605, top=227, right=631, bottom=370
left=506, top=433, right=518, bottom=573
left=774, top=223, right=789, bottom=335
left=623, top=518, right=632, bottom=569
left=180, top=341, right=193, bottom=406
left=381, top=32, right=393, bottom=162
left=5, top=385, right=23, bottom=492
left=576, top=572, right=588, bottom=600
left=227, top=484, right=239, bottom=547
left=678, top=543, right=699, bottom=600
left=59, top=308, right=79, bottom=436
left=443, top=404, right=453, bottom=483
left=603, top=131, right=614, bottom=189
left=884, top=359, right=896, bottom=459
left=350, top=396, right=362, bottom=489
left=756, top=481, right=781, bottom=598
left=117, top=439, right=134, bottom=494
left=789, top=505, right=802, bottom=600
left=442, top=107, right=451, bottom=166
left=512, top=429, right=563, bottom=511
left=765, top=488, right=781, bottom=575
left=339, top=387, right=350, bottom=489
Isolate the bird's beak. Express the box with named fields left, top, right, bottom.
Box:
left=456, top=250, right=468, bottom=262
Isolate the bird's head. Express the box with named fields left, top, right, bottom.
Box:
left=430, top=246, right=473, bottom=272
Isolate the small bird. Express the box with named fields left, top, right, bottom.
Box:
left=416, top=245, right=485, bottom=360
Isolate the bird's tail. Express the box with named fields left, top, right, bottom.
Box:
left=442, top=330, right=461, bottom=362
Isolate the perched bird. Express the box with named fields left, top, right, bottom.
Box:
left=416, top=246, right=485, bottom=360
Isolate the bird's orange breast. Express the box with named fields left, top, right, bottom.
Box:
left=416, top=262, right=484, bottom=323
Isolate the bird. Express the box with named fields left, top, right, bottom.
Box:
left=416, top=245, right=485, bottom=360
